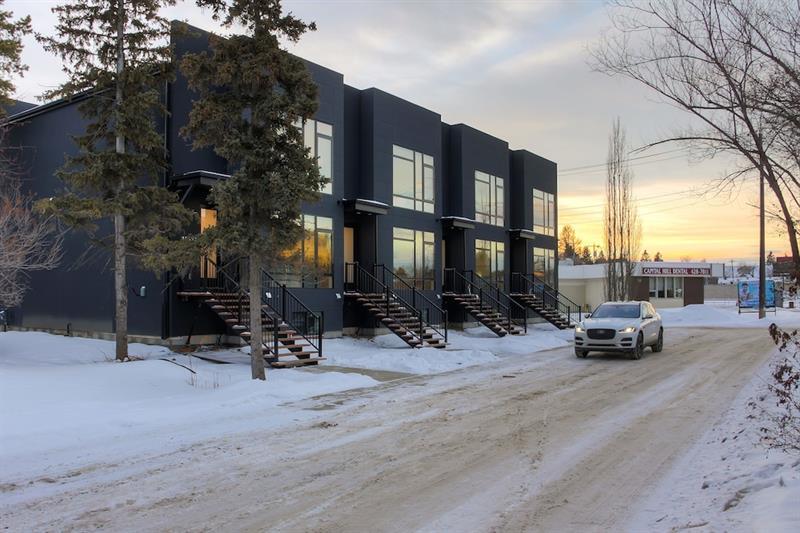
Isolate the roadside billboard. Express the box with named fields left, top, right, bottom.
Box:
left=737, top=280, right=775, bottom=309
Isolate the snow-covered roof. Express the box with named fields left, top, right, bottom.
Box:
left=559, top=263, right=607, bottom=280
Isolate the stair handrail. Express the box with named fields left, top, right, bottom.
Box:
left=344, top=262, right=426, bottom=345
left=463, top=270, right=528, bottom=334
left=201, top=256, right=324, bottom=359
left=511, top=272, right=580, bottom=326
left=199, top=256, right=279, bottom=355
left=372, top=264, right=448, bottom=343
left=260, top=268, right=324, bottom=359
left=443, top=268, right=526, bottom=333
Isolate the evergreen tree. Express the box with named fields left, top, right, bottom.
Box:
left=579, top=246, right=593, bottom=265
left=641, top=249, right=650, bottom=261
left=37, top=0, right=195, bottom=361
left=654, top=251, right=664, bottom=262
left=596, top=250, right=607, bottom=264
left=0, top=0, right=30, bottom=113
left=181, top=0, right=324, bottom=380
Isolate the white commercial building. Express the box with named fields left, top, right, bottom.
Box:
left=559, top=261, right=725, bottom=311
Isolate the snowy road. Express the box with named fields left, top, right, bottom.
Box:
left=1, top=328, right=775, bottom=532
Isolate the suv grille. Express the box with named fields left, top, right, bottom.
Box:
left=587, top=329, right=616, bottom=340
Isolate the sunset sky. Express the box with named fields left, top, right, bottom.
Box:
left=7, top=0, right=789, bottom=263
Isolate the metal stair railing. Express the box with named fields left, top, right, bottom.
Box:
left=260, top=268, right=324, bottom=359
left=373, top=264, right=448, bottom=343
left=199, top=256, right=279, bottom=354
left=510, top=272, right=580, bottom=326
left=201, top=257, right=324, bottom=359
left=344, top=262, right=427, bottom=345
left=442, top=268, right=527, bottom=333
left=463, top=270, right=528, bottom=333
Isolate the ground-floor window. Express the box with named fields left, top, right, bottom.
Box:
left=533, top=247, right=555, bottom=286
left=200, top=207, right=217, bottom=278
left=276, top=214, right=334, bottom=288
left=393, top=227, right=435, bottom=290
left=649, top=277, right=683, bottom=299
left=475, top=239, right=505, bottom=290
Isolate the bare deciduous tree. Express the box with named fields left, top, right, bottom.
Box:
left=594, top=0, right=800, bottom=272
left=604, top=118, right=641, bottom=301
left=0, top=153, right=62, bottom=308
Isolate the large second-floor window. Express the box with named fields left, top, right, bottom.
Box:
left=296, top=118, right=333, bottom=194
left=393, top=227, right=435, bottom=289
left=475, top=239, right=505, bottom=290
left=393, top=145, right=434, bottom=213
left=475, top=171, right=504, bottom=226
left=276, top=214, right=334, bottom=288
left=533, top=188, right=555, bottom=236
left=533, top=247, right=555, bottom=287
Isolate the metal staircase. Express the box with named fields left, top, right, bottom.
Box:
left=510, top=272, right=580, bottom=330
left=344, top=262, right=448, bottom=349
left=178, top=257, right=324, bottom=367
left=442, top=268, right=527, bottom=336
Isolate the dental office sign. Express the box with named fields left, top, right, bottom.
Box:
left=641, top=266, right=712, bottom=276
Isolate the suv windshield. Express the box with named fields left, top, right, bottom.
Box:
left=592, top=304, right=640, bottom=319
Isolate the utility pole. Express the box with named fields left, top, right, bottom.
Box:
left=759, top=156, right=767, bottom=319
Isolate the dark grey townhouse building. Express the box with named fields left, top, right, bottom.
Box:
left=3, top=24, right=576, bottom=366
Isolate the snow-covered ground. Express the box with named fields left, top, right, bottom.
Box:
left=0, top=331, right=379, bottom=483
left=628, top=346, right=800, bottom=532
left=3, top=304, right=799, bottom=528
left=660, top=302, right=800, bottom=329
left=0, top=325, right=571, bottom=484
left=321, top=323, right=573, bottom=374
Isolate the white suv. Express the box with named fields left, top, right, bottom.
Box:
left=574, top=301, right=663, bottom=360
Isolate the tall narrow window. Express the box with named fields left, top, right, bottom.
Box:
left=475, top=239, right=505, bottom=289
left=200, top=208, right=217, bottom=278
left=296, top=119, right=333, bottom=194
left=533, top=188, right=555, bottom=236
left=393, top=145, right=434, bottom=213
left=393, top=227, right=435, bottom=289
left=276, top=214, right=333, bottom=288
left=474, top=171, right=504, bottom=226
left=533, top=247, right=555, bottom=286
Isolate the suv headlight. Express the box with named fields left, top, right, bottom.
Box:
left=575, top=325, right=585, bottom=333
left=619, top=326, right=636, bottom=333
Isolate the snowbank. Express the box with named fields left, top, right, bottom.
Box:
left=659, top=303, right=800, bottom=329
left=0, top=331, right=173, bottom=365
left=628, top=348, right=800, bottom=532
left=322, top=324, right=572, bottom=374
left=0, top=332, right=378, bottom=482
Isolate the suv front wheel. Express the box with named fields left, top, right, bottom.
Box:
left=652, top=329, right=664, bottom=353
left=630, top=333, right=644, bottom=360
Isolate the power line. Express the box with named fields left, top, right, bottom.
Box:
left=562, top=197, right=712, bottom=222
left=558, top=147, right=690, bottom=174
left=559, top=153, right=697, bottom=177
left=559, top=188, right=701, bottom=213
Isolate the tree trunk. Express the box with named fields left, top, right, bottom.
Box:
left=760, top=167, right=767, bottom=319
left=114, top=0, right=127, bottom=361
left=249, top=252, right=266, bottom=380
left=114, top=212, right=128, bottom=361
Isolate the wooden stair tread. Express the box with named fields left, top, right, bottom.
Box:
left=270, top=357, right=326, bottom=368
